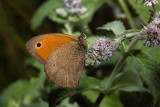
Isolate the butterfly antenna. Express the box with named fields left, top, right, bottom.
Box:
left=81, top=27, right=89, bottom=34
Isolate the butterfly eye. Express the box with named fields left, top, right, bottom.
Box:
left=36, top=42, right=41, bottom=47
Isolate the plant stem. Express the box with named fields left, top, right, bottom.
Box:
left=125, top=35, right=139, bottom=52
left=106, top=55, right=127, bottom=89
left=65, top=22, right=73, bottom=35
left=93, top=93, right=105, bottom=107
left=93, top=55, right=127, bottom=107
left=93, top=34, right=140, bottom=107
left=152, top=3, right=156, bottom=16
left=118, top=0, right=136, bottom=29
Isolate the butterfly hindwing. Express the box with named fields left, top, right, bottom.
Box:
left=44, top=42, right=86, bottom=88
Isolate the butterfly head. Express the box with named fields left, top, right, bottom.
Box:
left=78, top=33, right=87, bottom=40
left=78, top=33, right=88, bottom=50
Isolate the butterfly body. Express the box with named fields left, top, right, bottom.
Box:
left=26, top=33, right=87, bottom=88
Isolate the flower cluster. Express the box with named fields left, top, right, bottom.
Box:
left=85, top=38, right=115, bottom=66
left=63, top=0, right=86, bottom=14
left=141, top=12, right=160, bottom=47
left=144, top=0, right=158, bottom=6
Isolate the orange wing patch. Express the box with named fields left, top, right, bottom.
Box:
left=36, top=34, right=78, bottom=61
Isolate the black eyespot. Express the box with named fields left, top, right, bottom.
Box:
left=37, top=43, right=41, bottom=47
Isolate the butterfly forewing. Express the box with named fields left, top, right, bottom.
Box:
left=26, top=33, right=78, bottom=64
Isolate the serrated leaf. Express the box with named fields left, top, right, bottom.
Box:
left=132, top=50, right=160, bottom=101
left=128, top=0, right=151, bottom=23
left=97, top=21, right=126, bottom=37
left=31, top=0, right=62, bottom=30
left=111, top=70, right=148, bottom=92
left=128, top=0, right=160, bottom=23
left=133, top=40, right=160, bottom=63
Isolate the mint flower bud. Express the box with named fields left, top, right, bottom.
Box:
left=63, top=0, right=86, bottom=14
left=141, top=12, right=160, bottom=47
left=85, top=38, right=115, bottom=66
left=144, top=0, right=158, bottom=6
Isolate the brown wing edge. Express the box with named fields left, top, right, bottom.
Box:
left=26, top=36, right=45, bottom=64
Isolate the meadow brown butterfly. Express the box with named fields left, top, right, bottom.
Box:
left=26, top=33, right=87, bottom=88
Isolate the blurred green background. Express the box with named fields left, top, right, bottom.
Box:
left=0, top=0, right=160, bottom=107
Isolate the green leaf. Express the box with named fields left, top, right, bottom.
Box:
left=145, top=46, right=160, bottom=63
left=128, top=0, right=150, bottom=23
left=82, top=91, right=123, bottom=107
left=134, top=41, right=160, bottom=63
left=111, top=70, right=148, bottom=92
left=31, top=0, right=105, bottom=29
left=97, top=21, right=126, bottom=37
left=79, top=0, right=105, bottom=24
left=128, top=0, right=160, bottom=23
left=0, top=61, right=46, bottom=106
left=31, top=0, right=62, bottom=30
left=123, top=29, right=140, bottom=35
left=47, top=11, right=67, bottom=24
left=25, top=58, right=43, bottom=71
left=56, top=98, right=79, bottom=107
left=25, top=58, right=46, bottom=90
left=132, top=50, right=160, bottom=101
left=1, top=80, right=31, bottom=99
left=99, top=94, right=123, bottom=107
left=133, top=40, right=160, bottom=63
left=48, top=0, right=106, bottom=25
left=0, top=80, right=31, bottom=107
left=22, top=100, right=48, bottom=107
left=78, top=76, right=103, bottom=89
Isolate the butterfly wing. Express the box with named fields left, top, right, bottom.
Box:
left=26, top=33, right=78, bottom=64
left=44, top=42, right=86, bottom=88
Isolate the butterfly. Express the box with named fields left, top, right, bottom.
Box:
left=26, top=33, right=87, bottom=88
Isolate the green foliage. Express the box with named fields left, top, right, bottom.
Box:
left=31, top=0, right=105, bottom=30
left=57, top=98, right=79, bottom=107
left=97, top=21, right=126, bottom=37
left=128, top=0, right=160, bottom=23
left=82, top=91, right=124, bottom=107
left=111, top=70, right=148, bottom=92
left=2, top=0, right=160, bottom=107
left=79, top=75, right=103, bottom=89
left=0, top=79, right=48, bottom=107
left=0, top=58, right=47, bottom=107
left=31, top=0, right=62, bottom=30
left=132, top=50, right=160, bottom=102
left=48, top=0, right=105, bottom=24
